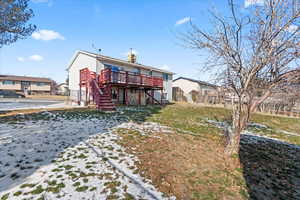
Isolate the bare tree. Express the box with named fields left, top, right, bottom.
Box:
left=0, top=0, right=36, bottom=47
left=181, top=0, right=300, bottom=155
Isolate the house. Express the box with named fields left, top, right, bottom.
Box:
left=56, top=83, right=69, bottom=95
left=172, top=77, right=219, bottom=103
left=67, top=50, right=174, bottom=108
left=0, top=75, right=52, bottom=95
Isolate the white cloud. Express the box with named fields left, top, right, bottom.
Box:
left=31, top=0, right=53, bottom=6
left=29, top=55, right=44, bottom=61
left=287, top=25, right=298, bottom=33
left=245, top=0, right=264, bottom=7
left=175, top=17, right=191, bottom=26
left=160, top=65, right=171, bottom=71
left=32, top=29, right=65, bottom=41
left=17, top=57, right=25, bottom=62
left=32, top=0, right=48, bottom=2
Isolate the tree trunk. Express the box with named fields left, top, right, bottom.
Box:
left=224, top=103, right=247, bottom=156
left=224, top=126, right=241, bottom=156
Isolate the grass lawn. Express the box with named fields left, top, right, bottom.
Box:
left=115, top=103, right=300, bottom=200
left=0, top=103, right=299, bottom=200
left=149, top=103, right=300, bottom=145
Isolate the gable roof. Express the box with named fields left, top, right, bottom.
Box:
left=57, top=83, right=67, bottom=87
left=0, top=75, right=52, bottom=83
left=173, top=77, right=218, bottom=88
left=67, top=50, right=174, bottom=75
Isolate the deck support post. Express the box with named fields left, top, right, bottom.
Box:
left=125, top=88, right=128, bottom=105
left=79, top=84, right=82, bottom=105
left=117, top=87, right=120, bottom=105
left=138, top=89, right=141, bottom=105
left=85, top=84, right=88, bottom=106
left=151, top=90, right=154, bottom=104
left=161, top=89, right=163, bottom=105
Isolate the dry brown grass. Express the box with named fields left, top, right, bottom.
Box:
left=0, top=107, right=72, bottom=117
left=26, top=95, right=68, bottom=101
left=116, top=129, right=247, bottom=200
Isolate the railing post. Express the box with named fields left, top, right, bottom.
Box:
left=140, top=75, right=143, bottom=85
left=108, top=68, right=112, bottom=83
left=126, top=71, right=129, bottom=84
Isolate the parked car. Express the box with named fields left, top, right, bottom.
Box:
left=0, top=90, right=25, bottom=98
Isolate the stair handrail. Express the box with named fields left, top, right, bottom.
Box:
left=91, top=78, right=104, bottom=95
left=145, top=91, right=161, bottom=105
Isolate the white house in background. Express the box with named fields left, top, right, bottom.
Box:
left=0, top=75, right=52, bottom=95
left=56, top=83, right=68, bottom=95
left=66, top=50, right=174, bottom=105
left=172, top=77, right=219, bottom=102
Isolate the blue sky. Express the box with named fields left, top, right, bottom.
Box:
left=0, top=0, right=253, bottom=83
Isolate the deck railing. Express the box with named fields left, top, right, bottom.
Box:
left=79, top=68, right=96, bottom=85
left=99, top=68, right=163, bottom=88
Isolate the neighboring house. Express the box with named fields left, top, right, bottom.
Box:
left=0, top=75, right=52, bottom=95
left=56, top=83, right=69, bottom=95
left=172, top=77, right=219, bottom=103
left=67, top=50, right=174, bottom=105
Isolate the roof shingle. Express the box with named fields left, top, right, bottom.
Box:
left=0, top=75, right=52, bottom=83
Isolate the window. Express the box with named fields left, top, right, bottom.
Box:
left=36, top=82, right=48, bottom=86
left=104, top=64, right=113, bottom=69
left=132, top=68, right=140, bottom=74
left=104, top=64, right=123, bottom=71
left=2, top=80, right=15, bottom=85
left=163, top=73, right=169, bottom=81
left=21, top=81, right=30, bottom=86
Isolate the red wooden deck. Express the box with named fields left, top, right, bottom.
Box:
left=99, top=68, right=163, bottom=88
left=79, top=68, right=163, bottom=110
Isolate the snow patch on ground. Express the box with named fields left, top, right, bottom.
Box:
left=0, top=112, right=174, bottom=200
left=0, top=99, right=79, bottom=111
left=115, top=122, right=174, bottom=135
left=205, top=119, right=300, bottom=148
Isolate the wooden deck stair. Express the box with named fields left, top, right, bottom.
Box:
left=89, top=76, right=116, bottom=111
left=97, top=92, right=116, bottom=111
